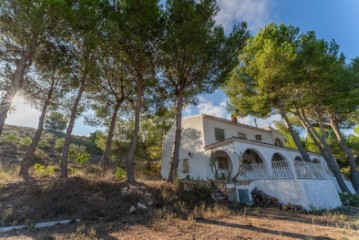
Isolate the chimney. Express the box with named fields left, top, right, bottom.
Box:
left=231, top=114, right=238, bottom=123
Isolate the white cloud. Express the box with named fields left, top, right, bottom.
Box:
left=195, top=97, right=230, bottom=119
left=183, top=105, right=193, bottom=117
left=238, top=114, right=281, bottom=128
left=215, top=0, right=271, bottom=31
left=6, top=95, right=41, bottom=128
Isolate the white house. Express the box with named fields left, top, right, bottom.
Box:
left=161, top=114, right=355, bottom=210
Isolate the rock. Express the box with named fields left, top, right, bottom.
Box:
left=137, top=202, right=147, bottom=209
left=129, top=206, right=136, bottom=213
left=147, top=200, right=153, bottom=206
left=121, top=187, right=129, bottom=195
left=251, top=188, right=304, bottom=212
left=145, top=192, right=152, bottom=197
left=140, top=186, right=146, bottom=189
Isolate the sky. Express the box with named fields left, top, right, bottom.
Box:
left=6, top=0, right=359, bottom=136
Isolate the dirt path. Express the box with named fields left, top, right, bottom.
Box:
left=2, top=210, right=358, bottom=240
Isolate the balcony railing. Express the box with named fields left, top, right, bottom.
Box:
left=294, top=161, right=326, bottom=179
left=239, top=163, right=268, bottom=180
left=237, top=161, right=327, bottom=180
left=272, top=160, right=294, bottom=179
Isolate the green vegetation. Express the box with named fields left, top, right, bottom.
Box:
left=224, top=23, right=359, bottom=193
left=33, top=163, right=55, bottom=178
left=340, top=193, right=359, bottom=207
left=0, top=1, right=358, bottom=239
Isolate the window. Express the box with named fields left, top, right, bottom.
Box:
left=255, top=134, right=262, bottom=141
left=215, top=128, right=225, bottom=142
left=182, top=158, right=189, bottom=173
left=274, top=138, right=283, bottom=147
left=217, top=157, right=229, bottom=170
left=237, top=132, right=246, bottom=140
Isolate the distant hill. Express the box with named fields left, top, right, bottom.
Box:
left=0, top=124, right=103, bottom=165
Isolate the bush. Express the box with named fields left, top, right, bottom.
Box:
left=115, top=167, right=126, bottom=180
left=38, top=140, right=51, bottom=150
left=0, top=133, right=17, bottom=144
left=20, top=137, right=32, bottom=146
left=33, top=163, right=55, bottom=177
left=340, top=193, right=359, bottom=206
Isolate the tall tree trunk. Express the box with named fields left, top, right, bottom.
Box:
left=60, top=77, right=86, bottom=178
left=329, top=112, right=359, bottom=192
left=125, top=73, right=142, bottom=183
left=19, top=79, right=56, bottom=176
left=0, top=48, right=32, bottom=136
left=313, top=107, right=351, bottom=194
left=102, top=101, right=121, bottom=175
left=167, top=80, right=185, bottom=183
left=279, top=107, right=311, bottom=162
left=297, top=109, right=351, bottom=194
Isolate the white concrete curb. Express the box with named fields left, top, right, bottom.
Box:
left=0, top=219, right=79, bottom=233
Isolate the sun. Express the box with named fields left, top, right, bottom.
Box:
left=6, top=94, right=41, bottom=128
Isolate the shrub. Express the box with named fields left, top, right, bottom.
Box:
left=340, top=193, right=359, bottom=206
left=33, top=163, right=55, bottom=177
left=38, top=140, right=51, bottom=150
left=19, top=137, right=32, bottom=146
left=115, top=167, right=126, bottom=180
left=0, top=133, right=17, bottom=144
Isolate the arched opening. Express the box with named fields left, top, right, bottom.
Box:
left=242, top=149, right=265, bottom=164
left=294, top=156, right=307, bottom=178
left=211, top=150, right=232, bottom=180
left=239, top=149, right=268, bottom=179
left=310, top=158, right=325, bottom=179
left=274, top=138, right=284, bottom=147
left=271, top=153, right=293, bottom=178
left=312, top=158, right=321, bottom=164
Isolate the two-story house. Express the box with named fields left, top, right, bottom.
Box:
left=161, top=114, right=355, bottom=210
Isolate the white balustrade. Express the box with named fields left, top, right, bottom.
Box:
left=237, top=160, right=326, bottom=180
left=239, top=163, right=268, bottom=180
left=272, top=160, right=294, bottom=179
left=294, top=161, right=326, bottom=179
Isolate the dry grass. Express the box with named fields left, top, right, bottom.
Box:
left=1, top=177, right=358, bottom=240
left=0, top=165, right=20, bottom=182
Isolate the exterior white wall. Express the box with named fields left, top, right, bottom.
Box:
left=161, top=125, right=175, bottom=179
left=345, top=180, right=356, bottom=194
left=254, top=179, right=342, bottom=210
left=329, top=176, right=356, bottom=194
left=161, top=115, right=208, bottom=180
left=162, top=114, right=329, bottom=181
left=255, top=180, right=307, bottom=207
left=268, top=127, right=286, bottom=146
left=202, top=116, right=275, bottom=145
left=232, top=140, right=327, bottom=178
left=161, top=114, right=345, bottom=210
left=300, top=180, right=342, bottom=210
left=204, top=143, right=239, bottom=180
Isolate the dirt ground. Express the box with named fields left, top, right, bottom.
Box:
left=1, top=177, right=358, bottom=240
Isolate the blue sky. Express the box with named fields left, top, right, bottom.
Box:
left=7, top=0, right=359, bottom=135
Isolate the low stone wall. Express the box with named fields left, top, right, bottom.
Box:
left=329, top=176, right=356, bottom=194
left=254, top=179, right=307, bottom=207
left=250, top=179, right=342, bottom=210
left=300, top=179, right=342, bottom=210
